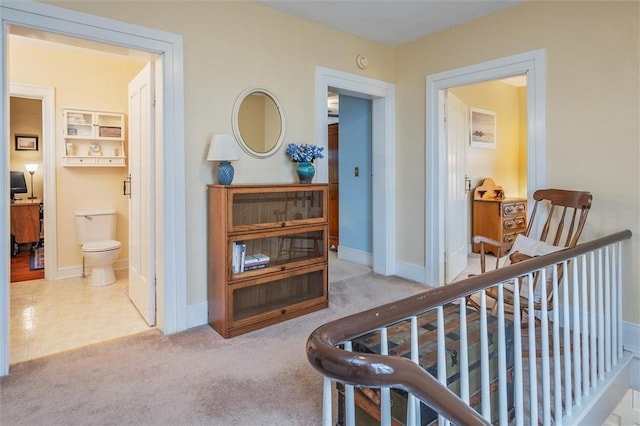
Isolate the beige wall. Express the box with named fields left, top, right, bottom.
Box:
left=45, top=0, right=395, bottom=306
left=450, top=80, right=525, bottom=197
left=10, top=97, right=43, bottom=200
left=43, top=1, right=639, bottom=323
left=9, top=40, right=146, bottom=268
left=395, top=1, right=639, bottom=322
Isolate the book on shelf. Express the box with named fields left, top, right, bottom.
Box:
left=244, top=264, right=267, bottom=271
left=232, top=242, right=247, bottom=274
left=233, top=247, right=270, bottom=273
left=240, top=243, right=246, bottom=272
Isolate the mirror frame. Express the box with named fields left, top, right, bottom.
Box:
left=232, top=87, right=286, bottom=158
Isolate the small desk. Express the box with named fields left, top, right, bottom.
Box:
left=10, top=198, right=42, bottom=244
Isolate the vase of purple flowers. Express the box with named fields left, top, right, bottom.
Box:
left=286, top=143, right=324, bottom=183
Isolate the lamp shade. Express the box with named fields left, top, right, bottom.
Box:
left=207, top=134, right=239, bottom=162
left=25, top=163, right=39, bottom=173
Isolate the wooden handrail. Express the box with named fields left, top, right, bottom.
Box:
left=306, top=230, right=632, bottom=425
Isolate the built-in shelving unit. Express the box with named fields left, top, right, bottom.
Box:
left=62, top=109, right=126, bottom=167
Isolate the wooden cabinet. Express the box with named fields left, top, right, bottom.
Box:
left=10, top=199, right=41, bottom=244
left=62, top=109, right=126, bottom=167
left=207, top=184, right=329, bottom=338
left=473, top=198, right=527, bottom=256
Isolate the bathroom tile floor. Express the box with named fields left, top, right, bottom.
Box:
left=10, top=275, right=151, bottom=365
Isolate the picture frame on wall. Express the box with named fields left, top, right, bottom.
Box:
left=15, top=135, right=39, bottom=151
left=470, top=108, right=496, bottom=149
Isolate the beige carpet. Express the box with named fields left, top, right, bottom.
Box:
left=0, top=272, right=428, bottom=425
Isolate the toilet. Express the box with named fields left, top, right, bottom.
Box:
left=75, top=209, right=122, bottom=286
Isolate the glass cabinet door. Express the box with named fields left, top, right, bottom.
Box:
left=229, top=186, right=326, bottom=231
left=228, top=225, right=326, bottom=279
left=231, top=265, right=326, bottom=325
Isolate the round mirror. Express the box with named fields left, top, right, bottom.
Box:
left=232, top=87, right=285, bottom=158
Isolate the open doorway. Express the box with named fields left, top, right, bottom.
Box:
left=315, top=67, right=396, bottom=277
left=445, top=75, right=529, bottom=282
left=9, top=96, right=44, bottom=283
left=1, top=2, right=187, bottom=376
left=425, top=49, right=547, bottom=287
left=7, top=33, right=153, bottom=365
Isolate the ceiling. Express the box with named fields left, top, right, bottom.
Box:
left=256, top=0, right=524, bottom=47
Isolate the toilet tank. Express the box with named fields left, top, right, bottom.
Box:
left=75, top=209, right=117, bottom=244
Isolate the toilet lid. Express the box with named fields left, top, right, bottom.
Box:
left=83, top=239, right=121, bottom=252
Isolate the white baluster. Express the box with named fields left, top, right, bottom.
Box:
left=344, top=341, right=355, bottom=426
left=527, top=272, right=538, bottom=425
left=616, top=242, right=623, bottom=360
left=540, top=267, right=551, bottom=424
left=580, top=254, right=590, bottom=396
left=571, top=258, right=582, bottom=407
left=589, top=251, right=597, bottom=388
left=479, top=290, right=491, bottom=421
left=597, top=249, right=605, bottom=381
left=604, top=246, right=612, bottom=372
left=459, top=298, right=469, bottom=404
left=552, top=264, right=563, bottom=420
left=437, top=306, right=448, bottom=426
left=512, top=278, right=524, bottom=425
left=380, top=327, right=391, bottom=426
left=562, top=261, right=573, bottom=416
left=407, top=315, right=419, bottom=426
left=496, top=284, right=509, bottom=425
left=323, top=376, right=332, bottom=426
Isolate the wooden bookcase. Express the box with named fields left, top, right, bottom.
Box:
left=207, top=184, right=329, bottom=338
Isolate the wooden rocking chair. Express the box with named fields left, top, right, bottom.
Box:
left=470, top=188, right=592, bottom=324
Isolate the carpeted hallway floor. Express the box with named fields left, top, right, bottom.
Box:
left=0, top=264, right=429, bottom=425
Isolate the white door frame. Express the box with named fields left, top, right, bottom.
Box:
left=425, top=49, right=547, bottom=286
left=9, top=83, right=57, bottom=281
left=0, top=1, right=187, bottom=376
left=315, top=67, right=396, bottom=276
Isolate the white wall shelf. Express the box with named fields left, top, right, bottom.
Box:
left=63, top=109, right=126, bottom=167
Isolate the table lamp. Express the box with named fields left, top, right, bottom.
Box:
left=207, top=134, right=239, bottom=185
left=24, top=163, right=39, bottom=200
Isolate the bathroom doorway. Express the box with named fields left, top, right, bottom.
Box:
left=1, top=2, right=187, bottom=376
left=6, top=33, right=155, bottom=364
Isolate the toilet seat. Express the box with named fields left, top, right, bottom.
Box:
left=82, top=239, right=121, bottom=252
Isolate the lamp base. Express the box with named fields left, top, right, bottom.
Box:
left=217, top=161, right=235, bottom=185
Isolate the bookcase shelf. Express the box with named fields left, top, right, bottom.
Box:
left=207, top=184, right=329, bottom=338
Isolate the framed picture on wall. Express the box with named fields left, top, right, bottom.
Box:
left=15, top=135, right=39, bottom=151
left=470, top=108, right=496, bottom=149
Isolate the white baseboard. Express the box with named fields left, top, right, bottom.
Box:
left=394, top=261, right=427, bottom=285
left=337, top=246, right=372, bottom=266
left=188, top=302, right=208, bottom=328
left=623, top=321, right=640, bottom=356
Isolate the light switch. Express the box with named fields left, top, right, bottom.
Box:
left=354, top=167, right=359, bottom=177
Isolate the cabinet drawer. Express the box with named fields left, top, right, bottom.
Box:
left=503, top=233, right=521, bottom=245
left=503, top=203, right=526, bottom=216
left=503, top=216, right=526, bottom=231
left=96, top=157, right=126, bottom=166
left=230, top=265, right=327, bottom=328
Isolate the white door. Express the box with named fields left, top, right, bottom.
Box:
left=128, top=62, right=156, bottom=325
left=445, top=92, right=469, bottom=282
